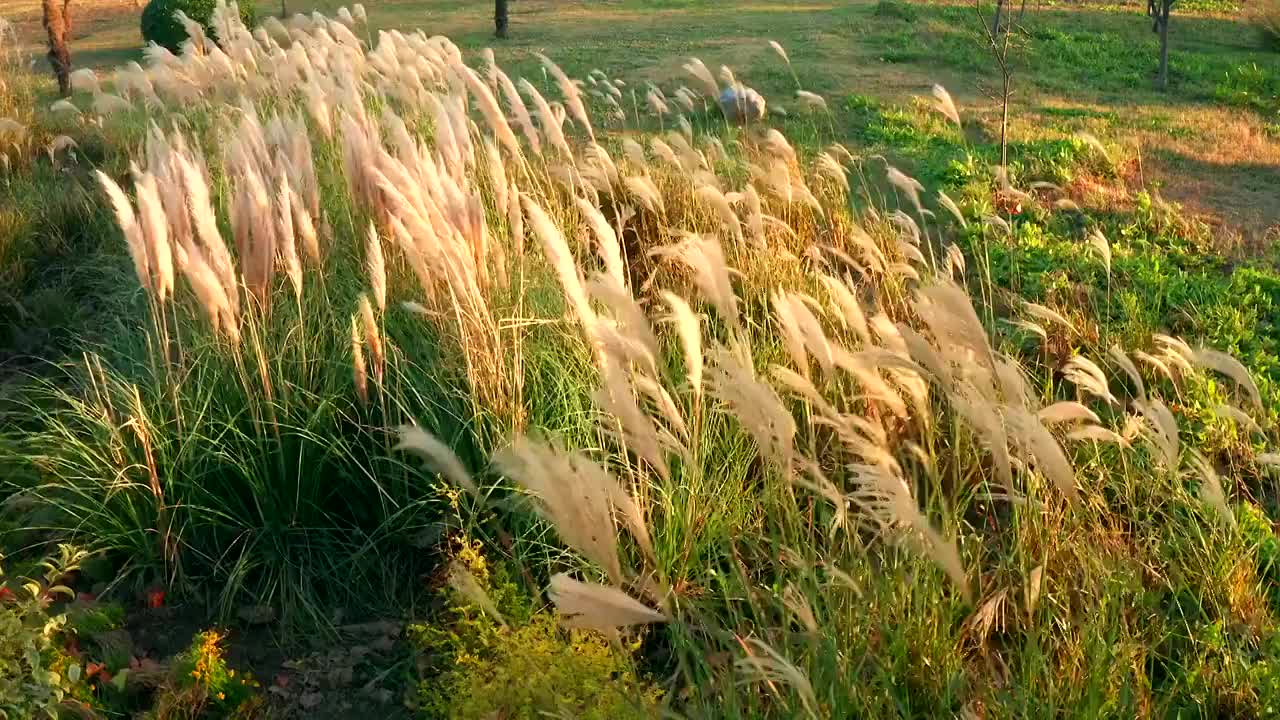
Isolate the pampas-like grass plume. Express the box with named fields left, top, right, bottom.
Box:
left=576, top=198, right=625, bottom=288
left=768, top=40, right=791, bottom=66
left=132, top=170, right=174, bottom=302
left=735, top=638, right=819, bottom=720
left=366, top=222, right=386, bottom=312
left=447, top=561, right=507, bottom=626
left=395, top=424, right=479, bottom=498
left=652, top=233, right=739, bottom=330
left=662, top=291, right=703, bottom=401
left=682, top=57, right=719, bottom=98
left=624, top=175, right=665, bottom=213
left=1062, top=355, right=1117, bottom=406
left=460, top=65, right=522, bottom=158
left=547, top=574, right=665, bottom=635
left=930, top=84, right=961, bottom=127
left=495, top=68, right=541, bottom=154
left=535, top=52, right=595, bottom=141
left=796, top=90, right=827, bottom=112
left=493, top=437, right=625, bottom=581
left=1037, top=401, right=1100, bottom=426
left=846, top=461, right=971, bottom=600
left=359, top=294, right=383, bottom=379
left=523, top=196, right=595, bottom=327
left=351, top=316, right=368, bottom=405
left=96, top=171, right=150, bottom=294
left=1192, top=348, right=1262, bottom=411
left=1188, top=450, right=1235, bottom=528
left=1087, top=229, right=1111, bottom=277
left=519, top=78, right=571, bottom=156
left=706, top=345, right=794, bottom=472
left=1134, top=397, right=1180, bottom=467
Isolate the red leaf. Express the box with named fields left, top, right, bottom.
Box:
left=85, top=662, right=105, bottom=679
left=77, top=592, right=96, bottom=604
left=145, top=589, right=165, bottom=609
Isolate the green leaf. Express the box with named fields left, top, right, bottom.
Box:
left=67, top=663, right=81, bottom=683
left=112, top=668, right=131, bottom=692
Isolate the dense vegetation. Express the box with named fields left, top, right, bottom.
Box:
left=1, top=0, right=1280, bottom=717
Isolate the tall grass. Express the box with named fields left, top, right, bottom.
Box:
left=2, top=1, right=1280, bottom=713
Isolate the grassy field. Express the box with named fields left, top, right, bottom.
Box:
left=1, top=0, right=1280, bottom=718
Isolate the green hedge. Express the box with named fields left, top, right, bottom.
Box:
left=140, top=0, right=257, bottom=53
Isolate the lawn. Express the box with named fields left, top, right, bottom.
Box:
left=1, top=0, right=1280, bottom=718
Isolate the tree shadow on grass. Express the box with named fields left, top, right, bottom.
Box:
left=1146, top=146, right=1280, bottom=246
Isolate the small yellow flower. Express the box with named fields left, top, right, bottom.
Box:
left=228, top=670, right=235, bottom=678
left=217, top=692, right=225, bottom=701
left=191, top=670, right=201, bottom=679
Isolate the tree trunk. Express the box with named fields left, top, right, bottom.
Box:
left=280, top=0, right=287, bottom=18
left=495, top=0, right=509, bottom=38
left=42, top=0, right=72, bottom=97
left=1156, top=12, right=1170, bottom=90
left=991, top=0, right=1005, bottom=36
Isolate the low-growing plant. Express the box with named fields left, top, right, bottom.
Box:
left=151, top=629, right=262, bottom=719
left=410, top=541, right=663, bottom=719
left=0, top=545, right=97, bottom=719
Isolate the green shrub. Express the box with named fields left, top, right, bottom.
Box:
left=410, top=544, right=663, bottom=720
left=0, top=546, right=93, bottom=719
left=141, top=0, right=257, bottom=52
left=1214, top=63, right=1280, bottom=115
